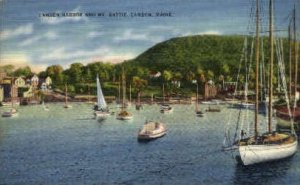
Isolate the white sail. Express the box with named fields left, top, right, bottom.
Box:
left=96, top=74, right=107, bottom=109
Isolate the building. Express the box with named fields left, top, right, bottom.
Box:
left=14, top=77, right=26, bottom=87
left=0, top=72, right=7, bottom=82
left=204, top=80, right=217, bottom=99
left=45, top=76, right=52, bottom=86
left=0, top=77, right=18, bottom=99
left=0, top=86, right=3, bottom=102
left=149, top=71, right=161, bottom=78
left=39, top=76, right=52, bottom=92
left=31, top=74, right=39, bottom=88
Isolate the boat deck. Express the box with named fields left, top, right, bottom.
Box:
left=238, top=132, right=296, bottom=146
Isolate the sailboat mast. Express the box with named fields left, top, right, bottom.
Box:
left=163, top=83, right=165, bottom=104
left=293, top=5, right=298, bottom=105
left=255, top=0, right=260, bottom=136
left=88, top=84, right=90, bottom=102
left=268, top=0, right=274, bottom=132
left=289, top=22, right=292, bottom=100
left=11, top=77, right=14, bottom=108
left=196, top=83, right=199, bottom=111
left=122, top=67, right=126, bottom=109
left=65, top=84, right=68, bottom=105
left=118, top=77, right=121, bottom=104
left=129, top=84, right=132, bottom=103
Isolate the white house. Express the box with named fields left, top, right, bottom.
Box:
left=45, top=76, right=52, bottom=86
left=31, top=74, right=39, bottom=88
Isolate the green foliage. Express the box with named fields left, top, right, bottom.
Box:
left=132, top=76, right=148, bottom=93
left=13, top=66, right=32, bottom=77
left=0, top=65, right=15, bottom=75
left=46, top=65, right=64, bottom=86
left=6, top=35, right=296, bottom=97
left=163, top=70, right=172, bottom=82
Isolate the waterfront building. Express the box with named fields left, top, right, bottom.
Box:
left=204, top=80, right=217, bottom=99
left=0, top=72, right=7, bottom=82
left=149, top=71, right=161, bottom=78
left=39, top=76, right=52, bottom=92
left=0, top=86, right=3, bottom=102
left=14, top=77, right=26, bottom=87
left=31, top=74, right=39, bottom=88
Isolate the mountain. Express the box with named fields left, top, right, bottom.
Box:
left=131, top=35, right=245, bottom=75
left=128, top=35, right=290, bottom=82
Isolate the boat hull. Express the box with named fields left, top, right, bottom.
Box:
left=116, top=115, right=133, bottom=120
left=138, top=122, right=167, bottom=141
left=160, top=106, right=173, bottom=113
left=1, top=112, right=18, bottom=117
left=138, top=131, right=166, bottom=141
left=238, top=140, right=298, bottom=166
left=64, top=105, right=72, bottom=108
left=94, top=111, right=110, bottom=120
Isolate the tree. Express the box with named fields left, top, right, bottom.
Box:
left=0, top=65, right=15, bottom=75
left=68, top=63, right=83, bottom=84
left=206, top=70, right=214, bottom=81
left=163, top=70, right=172, bottom=82
left=13, top=66, right=32, bottom=77
left=185, top=71, right=195, bottom=82
left=46, top=65, right=64, bottom=86
left=132, top=76, right=148, bottom=101
left=132, top=76, right=148, bottom=93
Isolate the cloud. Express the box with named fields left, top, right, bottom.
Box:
left=0, top=53, right=46, bottom=72
left=40, top=7, right=88, bottom=25
left=19, top=31, right=58, bottom=47
left=113, top=29, right=165, bottom=43
left=175, top=30, right=222, bottom=37
left=40, top=46, right=112, bottom=61
left=0, top=23, right=33, bottom=40
left=39, top=46, right=135, bottom=66
left=88, top=53, right=136, bottom=64
left=113, top=30, right=148, bottom=42
left=198, top=30, right=222, bottom=35
left=87, top=31, right=104, bottom=38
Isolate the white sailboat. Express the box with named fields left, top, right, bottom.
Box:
left=223, top=0, right=297, bottom=166
left=94, top=74, right=110, bottom=120
left=116, top=68, right=133, bottom=120
left=2, top=82, right=18, bottom=117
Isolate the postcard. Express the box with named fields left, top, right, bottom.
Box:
left=0, top=0, right=299, bottom=184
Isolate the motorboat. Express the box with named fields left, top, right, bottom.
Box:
left=138, top=121, right=166, bottom=141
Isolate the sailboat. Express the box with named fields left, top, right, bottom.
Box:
left=223, top=0, right=297, bottom=166
left=63, top=84, right=72, bottom=108
left=94, top=74, right=110, bottom=120
left=2, top=98, right=18, bottom=117
left=276, top=6, right=300, bottom=134
left=116, top=68, right=133, bottom=120
left=136, top=91, right=143, bottom=110
left=160, top=83, right=173, bottom=113
left=2, top=80, right=18, bottom=117
left=195, top=82, right=204, bottom=117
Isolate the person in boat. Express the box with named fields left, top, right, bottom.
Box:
left=241, top=130, right=246, bottom=139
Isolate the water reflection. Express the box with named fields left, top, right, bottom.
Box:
left=233, top=157, right=293, bottom=184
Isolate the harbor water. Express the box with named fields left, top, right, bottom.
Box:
left=0, top=103, right=299, bottom=184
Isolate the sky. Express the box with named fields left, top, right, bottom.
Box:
left=0, top=0, right=299, bottom=72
